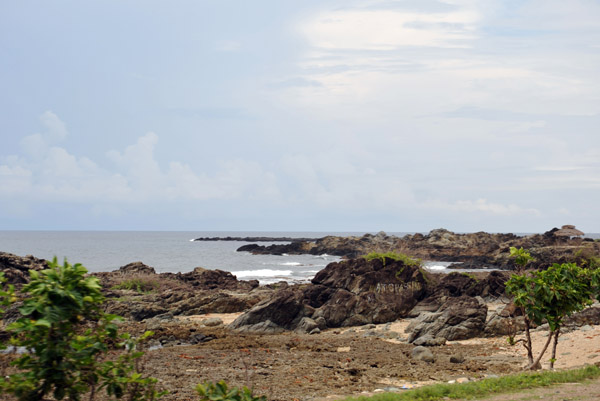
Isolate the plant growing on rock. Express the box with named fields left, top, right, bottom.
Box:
left=506, top=261, right=598, bottom=369
left=0, top=257, right=164, bottom=401
left=363, top=252, right=421, bottom=267
left=509, top=247, right=534, bottom=272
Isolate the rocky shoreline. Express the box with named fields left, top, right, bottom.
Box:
left=2, top=229, right=600, bottom=400
left=236, top=228, right=599, bottom=270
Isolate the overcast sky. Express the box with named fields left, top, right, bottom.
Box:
left=1, top=0, right=599, bottom=233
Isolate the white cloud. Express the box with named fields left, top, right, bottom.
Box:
left=1, top=115, right=283, bottom=212
left=0, top=165, right=32, bottom=196
left=300, top=8, right=479, bottom=50
left=39, top=111, right=68, bottom=141
left=426, top=198, right=541, bottom=216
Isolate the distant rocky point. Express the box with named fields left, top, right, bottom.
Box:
left=234, top=228, right=598, bottom=270
left=193, top=236, right=320, bottom=242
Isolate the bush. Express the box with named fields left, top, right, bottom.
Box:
left=363, top=252, right=421, bottom=267
left=0, top=257, right=165, bottom=401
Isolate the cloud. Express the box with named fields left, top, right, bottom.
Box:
left=426, top=198, right=541, bottom=217
left=300, top=8, right=479, bottom=50
left=39, top=111, right=68, bottom=141
left=0, top=115, right=282, bottom=215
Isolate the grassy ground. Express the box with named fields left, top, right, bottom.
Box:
left=341, top=365, right=600, bottom=401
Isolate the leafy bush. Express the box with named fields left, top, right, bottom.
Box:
left=506, top=259, right=599, bottom=369
left=363, top=252, right=421, bottom=267
left=196, top=380, right=266, bottom=401
left=509, top=246, right=534, bottom=272
left=0, top=257, right=165, bottom=401
left=0, top=272, right=15, bottom=318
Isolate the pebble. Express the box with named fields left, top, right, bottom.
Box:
left=580, top=325, right=593, bottom=332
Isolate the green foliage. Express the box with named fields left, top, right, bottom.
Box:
left=363, top=252, right=421, bottom=267
left=506, top=262, right=595, bottom=331
left=196, top=380, right=266, bottom=401
left=340, top=365, right=600, bottom=401
left=0, top=257, right=164, bottom=401
left=505, top=259, right=600, bottom=369
left=0, top=272, right=15, bottom=318
left=509, top=246, right=534, bottom=270
left=112, top=277, right=160, bottom=293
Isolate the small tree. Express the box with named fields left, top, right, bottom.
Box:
left=506, top=262, right=597, bottom=369
left=509, top=246, right=534, bottom=272
left=0, top=258, right=164, bottom=401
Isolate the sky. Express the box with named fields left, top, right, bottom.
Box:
left=1, top=0, right=599, bottom=233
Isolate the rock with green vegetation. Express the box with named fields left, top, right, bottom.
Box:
left=231, top=257, right=431, bottom=333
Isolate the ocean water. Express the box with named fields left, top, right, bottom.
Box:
left=1, top=231, right=597, bottom=284
left=0, top=231, right=361, bottom=284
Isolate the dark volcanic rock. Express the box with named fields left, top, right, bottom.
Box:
left=96, top=262, right=267, bottom=321
left=163, top=267, right=259, bottom=291
left=118, top=261, right=156, bottom=275
left=407, top=296, right=488, bottom=342
left=230, top=257, right=430, bottom=333
left=194, top=236, right=320, bottom=242
left=234, top=228, right=600, bottom=272
left=0, top=252, right=48, bottom=286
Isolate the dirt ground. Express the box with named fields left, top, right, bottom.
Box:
left=132, top=313, right=519, bottom=401
left=3, top=312, right=599, bottom=401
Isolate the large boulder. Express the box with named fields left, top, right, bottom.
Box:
left=230, top=257, right=430, bottom=333
left=407, top=296, right=488, bottom=342
left=117, top=261, right=156, bottom=275
left=229, top=288, right=308, bottom=333
left=164, top=267, right=259, bottom=291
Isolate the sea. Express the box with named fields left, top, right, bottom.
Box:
left=1, top=231, right=598, bottom=285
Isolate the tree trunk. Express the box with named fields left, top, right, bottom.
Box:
left=550, top=328, right=560, bottom=369
left=523, top=317, right=534, bottom=366
left=528, top=329, right=555, bottom=370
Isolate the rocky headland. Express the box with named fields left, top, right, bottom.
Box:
left=236, top=228, right=599, bottom=270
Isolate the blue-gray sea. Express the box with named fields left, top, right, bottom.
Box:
left=1, top=231, right=598, bottom=284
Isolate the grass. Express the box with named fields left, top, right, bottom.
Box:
left=341, top=365, right=600, bottom=401
left=363, top=252, right=421, bottom=267
left=112, top=277, right=160, bottom=293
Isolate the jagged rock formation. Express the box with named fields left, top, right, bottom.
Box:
left=230, top=257, right=429, bottom=333
left=406, top=296, right=488, bottom=342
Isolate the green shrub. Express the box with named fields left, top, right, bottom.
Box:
left=0, top=272, right=15, bottom=318
left=506, top=260, right=599, bottom=369
left=363, top=252, right=421, bottom=267
left=0, top=257, right=165, bottom=401
left=196, top=380, right=266, bottom=401
left=112, top=276, right=161, bottom=293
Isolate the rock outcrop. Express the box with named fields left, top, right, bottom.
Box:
left=230, top=257, right=430, bottom=333
left=0, top=252, right=48, bottom=286
left=95, top=262, right=267, bottom=321
left=236, top=229, right=600, bottom=270
left=406, top=296, right=488, bottom=342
